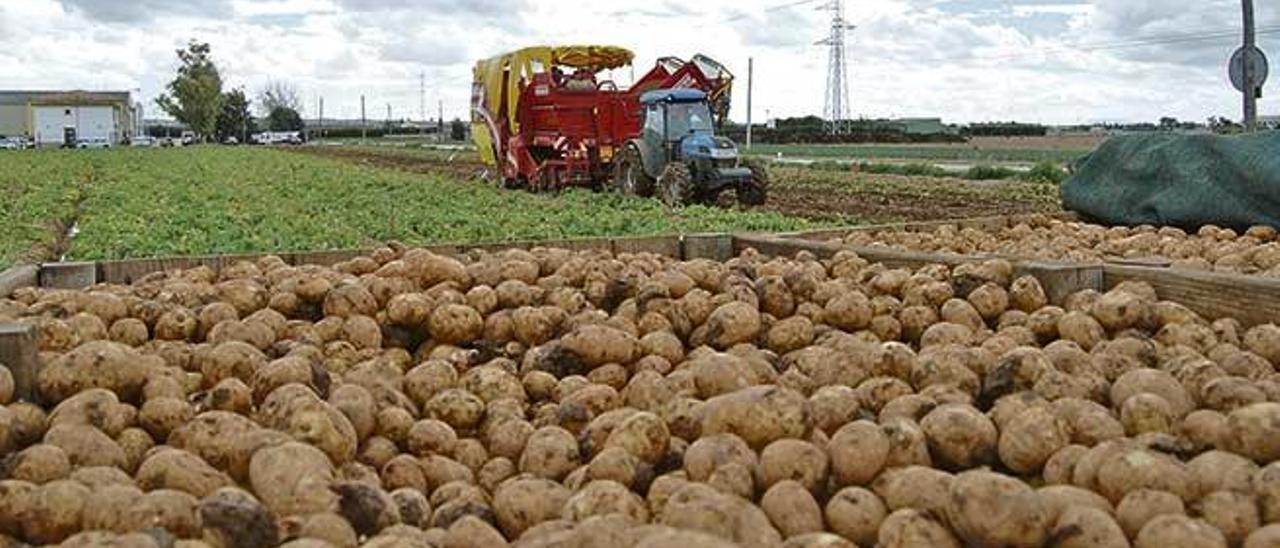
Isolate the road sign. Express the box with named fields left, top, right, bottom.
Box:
left=1230, top=45, right=1269, bottom=93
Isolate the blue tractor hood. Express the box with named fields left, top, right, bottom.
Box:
left=681, top=133, right=737, bottom=160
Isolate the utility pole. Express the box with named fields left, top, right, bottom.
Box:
left=438, top=99, right=444, bottom=143
left=318, top=97, right=324, bottom=139
left=746, top=57, right=754, bottom=150
left=387, top=103, right=392, bottom=129
left=817, top=0, right=855, bottom=135
left=1243, top=0, right=1258, bottom=132
left=360, top=95, right=367, bottom=144
left=420, top=71, right=427, bottom=138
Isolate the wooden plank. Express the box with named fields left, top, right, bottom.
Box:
left=1017, top=262, right=1104, bottom=305
left=39, top=262, right=97, bottom=289
left=736, top=235, right=1102, bottom=305
left=775, top=212, right=1079, bottom=242
left=537, top=238, right=614, bottom=253
left=612, top=235, right=681, bottom=258
left=684, top=234, right=734, bottom=261
left=0, top=323, right=40, bottom=403
left=0, top=264, right=39, bottom=297
left=1104, top=265, right=1280, bottom=327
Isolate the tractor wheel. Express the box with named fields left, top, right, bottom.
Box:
left=658, top=163, right=696, bottom=207
left=738, top=159, right=770, bottom=206
left=613, top=147, right=654, bottom=197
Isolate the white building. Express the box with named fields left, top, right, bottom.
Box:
left=0, top=90, right=138, bottom=146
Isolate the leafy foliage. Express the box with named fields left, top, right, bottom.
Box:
left=155, top=41, right=224, bottom=141
left=1, top=148, right=814, bottom=263
left=1020, top=162, right=1069, bottom=185
left=267, top=107, right=305, bottom=132
left=215, top=89, right=256, bottom=144
left=257, top=81, right=302, bottom=117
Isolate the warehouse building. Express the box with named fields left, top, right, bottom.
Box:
left=0, top=90, right=139, bottom=146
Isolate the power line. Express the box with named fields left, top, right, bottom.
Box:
left=917, top=25, right=1280, bottom=64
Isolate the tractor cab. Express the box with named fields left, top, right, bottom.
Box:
left=615, top=88, right=767, bottom=206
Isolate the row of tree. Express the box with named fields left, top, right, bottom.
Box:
left=156, top=41, right=305, bottom=143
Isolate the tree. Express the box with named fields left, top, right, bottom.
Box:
left=215, top=89, right=255, bottom=144
left=258, top=81, right=302, bottom=117
left=267, top=106, right=304, bottom=132
left=1159, top=117, right=1179, bottom=131
left=155, top=41, right=224, bottom=142
left=450, top=119, right=467, bottom=141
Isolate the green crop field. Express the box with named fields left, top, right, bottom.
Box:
left=747, top=143, right=1089, bottom=164
left=0, top=147, right=814, bottom=267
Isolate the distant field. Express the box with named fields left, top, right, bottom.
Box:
left=0, top=147, right=812, bottom=266
left=747, top=138, right=1099, bottom=165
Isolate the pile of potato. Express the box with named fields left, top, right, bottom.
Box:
left=3, top=242, right=1280, bottom=547
left=833, top=215, right=1280, bottom=275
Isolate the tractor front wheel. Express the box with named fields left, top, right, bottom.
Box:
left=658, top=163, right=696, bottom=207
left=738, top=159, right=770, bottom=206
left=613, top=147, right=654, bottom=197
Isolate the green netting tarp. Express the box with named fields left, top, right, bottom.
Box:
left=1061, top=131, right=1280, bottom=230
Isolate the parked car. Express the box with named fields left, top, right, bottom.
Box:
left=131, top=136, right=157, bottom=147
left=254, top=131, right=304, bottom=145
left=180, top=131, right=196, bottom=146
left=0, top=138, right=20, bottom=150
left=75, top=138, right=111, bottom=149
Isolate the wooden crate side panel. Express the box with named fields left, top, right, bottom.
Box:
left=684, top=234, right=734, bottom=261
left=0, top=323, right=40, bottom=403
left=0, top=265, right=39, bottom=297
left=735, top=235, right=1103, bottom=304
left=611, top=236, right=681, bottom=258
left=1104, top=265, right=1280, bottom=327
left=775, top=212, right=1079, bottom=242
left=39, top=262, right=98, bottom=290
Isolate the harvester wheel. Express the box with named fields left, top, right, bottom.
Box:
left=614, top=147, right=654, bottom=197
left=658, top=163, right=696, bottom=207
left=739, top=159, right=769, bottom=206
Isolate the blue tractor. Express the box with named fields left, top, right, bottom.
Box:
left=613, top=89, right=768, bottom=207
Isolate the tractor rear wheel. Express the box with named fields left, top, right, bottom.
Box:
left=658, top=163, right=696, bottom=207
left=614, top=147, right=654, bottom=197
left=738, top=159, right=769, bottom=206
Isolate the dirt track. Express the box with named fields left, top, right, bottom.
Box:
left=295, top=145, right=1061, bottom=224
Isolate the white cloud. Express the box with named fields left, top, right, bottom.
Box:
left=0, top=0, right=1274, bottom=125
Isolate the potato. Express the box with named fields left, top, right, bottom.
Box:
left=1112, top=368, right=1194, bottom=418
left=1050, top=505, right=1129, bottom=548
left=1115, top=488, right=1187, bottom=538
left=1134, top=514, right=1228, bottom=548
left=872, top=465, right=953, bottom=515
left=760, top=480, right=824, bottom=538
left=757, top=439, right=828, bottom=493
left=0, top=365, right=13, bottom=405
left=1043, top=444, right=1089, bottom=485
left=1225, top=402, right=1280, bottom=463
left=23, top=479, right=90, bottom=544
left=1095, top=448, right=1193, bottom=504
left=248, top=441, right=337, bottom=516
left=37, top=340, right=151, bottom=404
left=519, top=426, right=580, bottom=481
left=136, top=447, right=234, bottom=498
left=997, top=405, right=1069, bottom=475
left=603, top=411, right=669, bottom=464
left=3, top=443, right=70, bottom=483
left=330, top=480, right=401, bottom=537
left=198, top=487, right=280, bottom=548
left=558, top=325, right=640, bottom=367
left=43, top=423, right=127, bottom=469
left=700, top=385, right=808, bottom=450
left=1057, top=312, right=1106, bottom=351
left=1037, top=484, right=1113, bottom=523
left=920, top=403, right=997, bottom=470
left=824, top=291, right=873, bottom=332
left=658, top=484, right=782, bottom=548
left=562, top=480, right=648, bottom=523
left=877, top=508, right=961, bottom=548
left=490, top=477, right=573, bottom=541
left=1245, top=525, right=1280, bottom=548
left=1186, top=450, right=1258, bottom=500
left=123, top=489, right=201, bottom=539
left=945, top=470, right=1051, bottom=548
left=1010, top=276, right=1049, bottom=313
left=1197, top=490, right=1260, bottom=546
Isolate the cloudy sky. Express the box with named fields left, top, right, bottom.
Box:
left=0, top=0, right=1275, bottom=125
